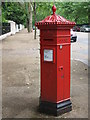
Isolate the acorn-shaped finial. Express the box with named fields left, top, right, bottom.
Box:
left=52, top=5, right=56, bottom=15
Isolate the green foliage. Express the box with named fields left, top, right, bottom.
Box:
left=35, top=2, right=89, bottom=24
left=55, top=2, right=89, bottom=24
left=32, top=3, right=53, bottom=25
left=2, top=2, right=27, bottom=25
left=2, top=12, right=8, bottom=23
left=2, top=2, right=90, bottom=26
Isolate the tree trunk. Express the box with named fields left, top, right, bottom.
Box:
left=34, top=2, right=36, bottom=39
left=27, top=18, right=29, bottom=32
left=88, top=8, right=90, bottom=24
left=74, top=15, right=79, bottom=24
left=0, top=2, right=2, bottom=35
left=26, top=2, right=33, bottom=33
left=28, top=2, right=32, bottom=32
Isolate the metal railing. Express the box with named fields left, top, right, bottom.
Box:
left=2, top=23, right=10, bottom=35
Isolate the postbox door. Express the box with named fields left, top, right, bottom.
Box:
left=41, top=46, right=57, bottom=102
left=57, top=45, right=64, bottom=101
left=57, top=44, right=70, bottom=102
left=63, top=45, right=70, bottom=100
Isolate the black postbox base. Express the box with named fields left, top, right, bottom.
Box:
left=39, top=99, right=72, bottom=116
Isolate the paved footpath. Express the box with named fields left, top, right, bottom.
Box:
left=1, top=29, right=88, bottom=118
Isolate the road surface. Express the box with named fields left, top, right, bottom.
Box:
left=71, top=32, right=89, bottom=66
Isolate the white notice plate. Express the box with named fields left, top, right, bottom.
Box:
left=44, top=49, right=53, bottom=62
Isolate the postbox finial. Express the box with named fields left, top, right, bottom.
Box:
left=52, top=5, right=56, bottom=15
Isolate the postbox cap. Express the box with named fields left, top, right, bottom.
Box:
left=35, top=5, right=75, bottom=27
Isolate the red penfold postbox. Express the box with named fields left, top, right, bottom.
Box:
left=35, top=5, right=75, bottom=116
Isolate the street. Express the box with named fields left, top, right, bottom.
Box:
left=71, top=32, right=88, bottom=66
left=1, top=2, right=89, bottom=119
left=1, top=29, right=88, bottom=118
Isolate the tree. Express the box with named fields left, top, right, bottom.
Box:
left=33, top=2, right=36, bottom=39
left=25, top=2, right=33, bottom=32
left=55, top=2, right=89, bottom=24
left=2, top=2, right=90, bottom=34
left=0, top=2, right=2, bottom=35
left=2, top=2, right=33, bottom=32
left=2, top=2, right=27, bottom=25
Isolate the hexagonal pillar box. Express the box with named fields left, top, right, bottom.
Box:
left=35, top=5, right=75, bottom=116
